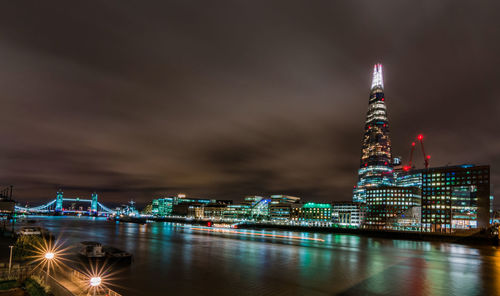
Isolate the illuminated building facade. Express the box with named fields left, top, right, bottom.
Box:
left=152, top=194, right=231, bottom=217
left=290, top=203, right=332, bottom=226
left=421, top=165, right=490, bottom=232
left=152, top=197, right=174, bottom=216
left=222, top=205, right=249, bottom=220
left=353, top=64, right=394, bottom=203
left=395, top=169, right=423, bottom=188
left=243, top=196, right=271, bottom=220
left=269, top=195, right=301, bottom=223
left=365, top=186, right=421, bottom=229
left=203, top=204, right=227, bottom=220
left=331, top=202, right=364, bottom=227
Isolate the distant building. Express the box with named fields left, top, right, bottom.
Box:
left=242, top=196, right=270, bottom=221
left=187, top=204, right=205, bottom=219
left=152, top=197, right=175, bottom=216
left=203, top=204, right=228, bottom=220
left=222, top=205, right=249, bottom=220
left=290, top=203, right=332, bottom=226
left=331, top=202, right=364, bottom=227
left=269, top=195, right=300, bottom=223
left=365, top=186, right=421, bottom=229
left=151, top=193, right=231, bottom=217
left=421, top=165, right=490, bottom=232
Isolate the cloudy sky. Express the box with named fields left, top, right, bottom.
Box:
left=0, top=1, right=498, bottom=206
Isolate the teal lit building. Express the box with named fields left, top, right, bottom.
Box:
left=152, top=197, right=175, bottom=216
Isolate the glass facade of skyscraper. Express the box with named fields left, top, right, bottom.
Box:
left=353, top=64, right=394, bottom=203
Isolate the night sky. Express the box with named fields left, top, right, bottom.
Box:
left=1, top=1, right=499, bottom=206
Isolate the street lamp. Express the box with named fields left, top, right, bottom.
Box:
left=8, top=246, right=13, bottom=275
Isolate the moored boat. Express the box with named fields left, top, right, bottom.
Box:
left=78, top=241, right=106, bottom=258
left=103, top=246, right=133, bottom=263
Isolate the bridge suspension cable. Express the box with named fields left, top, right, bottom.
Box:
left=97, top=202, right=116, bottom=214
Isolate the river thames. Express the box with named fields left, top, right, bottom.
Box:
left=21, top=216, right=500, bottom=296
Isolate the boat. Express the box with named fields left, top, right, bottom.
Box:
left=114, top=216, right=147, bottom=224
left=78, top=241, right=133, bottom=264
left=78, top=241, right=106, bottom=258
left=103, top=246, right=133, bottom=263
left=17, top=226, right=42, bottom=236
left=16, top=226, right=53, bottom=239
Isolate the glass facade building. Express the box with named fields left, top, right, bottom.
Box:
left=365, top=186, right=421, bottom=229
left=421, top=165, right=490, bottom=232
left=353, top=64, right=394, bottom=203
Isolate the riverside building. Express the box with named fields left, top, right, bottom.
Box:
left=421, top=164, right=490, bottom=232
left=365, top=186, right=421, bottom=229
left=290, top=203, right=332, bottom=226
left=269, top=195, right=301, bottom=223
left=331, top=202, right=364, bottom=227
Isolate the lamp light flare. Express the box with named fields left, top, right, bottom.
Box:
left=90, top=277, right=102, bottom=287
left=44, top=252, right=54, bottom=260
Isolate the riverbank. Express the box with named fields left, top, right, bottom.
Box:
left=150, top=217, right=496, bottom=246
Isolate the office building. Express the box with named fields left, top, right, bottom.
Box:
left=290, top=203, right=332, bottom=226
left=269, top=195, right=300, bottom=223
left=331, top=202, right=364, bottom=227
left=365, top=186, right=421, bottom=229
left=421, top=165, right=490, bottom=232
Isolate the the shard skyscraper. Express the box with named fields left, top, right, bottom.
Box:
left=353, top=64, right=394, bottom=203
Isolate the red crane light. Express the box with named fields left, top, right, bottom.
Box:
left=407, top=134, right=431, bottom=170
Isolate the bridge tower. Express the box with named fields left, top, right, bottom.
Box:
left=55, top=190, right=63, bottom=212
left=91, top=192, right=98, bottom=213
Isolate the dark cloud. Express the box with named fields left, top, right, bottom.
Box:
left=0, top=1, right=499, bottom=206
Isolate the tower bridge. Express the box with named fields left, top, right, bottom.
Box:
left=15, top=190, right=115, bottom=215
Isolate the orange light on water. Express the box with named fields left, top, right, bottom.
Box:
left=191, top=227, right=325, bottom=242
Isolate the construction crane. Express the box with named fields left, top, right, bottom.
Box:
left=404, top=134, right=430, bottom=171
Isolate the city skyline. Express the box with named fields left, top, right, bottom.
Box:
left=0, top=2, right=498, bottom=205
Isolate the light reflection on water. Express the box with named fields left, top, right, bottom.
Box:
left=21, top=216, right=499, bottom=296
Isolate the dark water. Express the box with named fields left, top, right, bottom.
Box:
left=21, top=216, right=500, bottom=296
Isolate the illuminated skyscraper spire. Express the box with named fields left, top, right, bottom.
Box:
left=371, top=63, right=384, bottom=90
left=353, top=64, right=393, bottom=203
